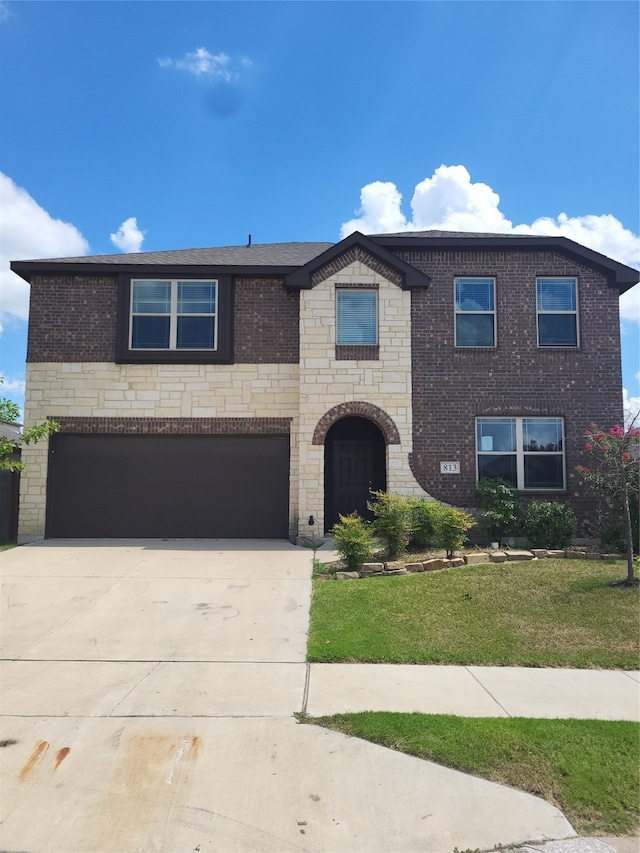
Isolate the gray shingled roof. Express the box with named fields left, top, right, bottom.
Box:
left=374, top=230, right=542, bottom=239
left=17, top=242, right=335, bottom=266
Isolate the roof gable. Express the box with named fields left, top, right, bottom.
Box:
left=285, top=231, right=431, bottom=291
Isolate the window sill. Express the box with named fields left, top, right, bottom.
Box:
left=335, top=345, right=380, bottom=361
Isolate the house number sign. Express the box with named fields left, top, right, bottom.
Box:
left=440, top=461, right=460, bottom=474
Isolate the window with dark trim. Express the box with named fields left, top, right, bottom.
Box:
left=476, top=416, right=565, bottom=490
left=116, top=275, right=233, bottom=363
left=336, top=289, right=378, bottom=345
left=455, top=278, right=496, bottom=347
left=536, top=278, right=578, bottom=347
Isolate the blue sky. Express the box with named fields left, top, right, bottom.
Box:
left=1, top=0, right=638, bottom=419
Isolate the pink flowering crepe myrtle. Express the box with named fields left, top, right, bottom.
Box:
left=576, top=417, right=640, bottom=585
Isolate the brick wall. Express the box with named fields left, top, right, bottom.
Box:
left=400, top=248, right=623, bottom=530
left=27, top=275, right=118, bottom=362
left=27, top=274, right=299, bottom=364
left=234, top=278, right=299, bottom=362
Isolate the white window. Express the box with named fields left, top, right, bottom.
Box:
left=130, top=280, right=217, bottom=350
left=455, top=278, right=496, bottom=347
left=476, top=417, right=565, bottom=490
left=537, top=278, right=578, bottom=347
left=336, top=289, right=378, bottom=345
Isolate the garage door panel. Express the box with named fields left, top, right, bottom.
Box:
left=46, top=434, right=289, bottom=539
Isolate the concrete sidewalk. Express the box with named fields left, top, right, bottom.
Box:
left=1, top=540, right=638, bottom=852
left=305, top=663, right=640, bottom=721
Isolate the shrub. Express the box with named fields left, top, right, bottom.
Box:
left=437, top=507, right=476, bottom=558
left=475, top=478, right=522, bottom=543
left=330, top=512, right=375, bottom=570
left=525, top=501, right=576, bottom=549
left=408, top=498, right=443, bottom=548
left=368, top=491, right=414, bottom=560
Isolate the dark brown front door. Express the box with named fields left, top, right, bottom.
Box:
left=324, top=417, right=386, bottom=532
left=333, top=439, right=374, bottom=521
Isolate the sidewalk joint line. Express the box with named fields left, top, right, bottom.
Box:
left=301, top=662, right=311, bottom=715
left=108, top=661, right=162, bottom=716
left=465, top=666, right=512, bottom=717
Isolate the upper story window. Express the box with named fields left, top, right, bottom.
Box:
left=455, top=278, right=495, bottom=347
left=536, top=278, right=578, bottom=347
left=116, top=275, right=232, bottom=364
left=336, top=289, right=378, bottom=345
left=131, top=280, right=217, bottom=350
left=476, top=416, right=565, bottom=490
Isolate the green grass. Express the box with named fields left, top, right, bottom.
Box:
left=305, top=713, right=640, bottom=836
left=308, top=559, right=640, bottom=667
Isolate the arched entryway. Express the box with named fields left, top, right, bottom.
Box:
left=324, top=416, right=386, bottom=533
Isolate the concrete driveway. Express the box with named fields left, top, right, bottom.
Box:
left=1, top=540, right=573, bottom=852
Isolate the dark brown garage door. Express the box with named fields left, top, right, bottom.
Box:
left=46, top=434, right=290, bottom=539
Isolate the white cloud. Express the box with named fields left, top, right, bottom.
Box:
left=0, top=173, right=89, bottom=323
left=158, top=47, right=245, bottom=82
left=623, top=388, right=640, bottom=428
left=340, top=181, right=408, bottom=237
left=340, top=164, right=640, bottom=323
left=110, top=217, right=145, bottom=253
left=0, top=373, right=25, bottom=396
left=620, top=286, right=640, bottom=324
left=411, top=165, right=510, bottom=233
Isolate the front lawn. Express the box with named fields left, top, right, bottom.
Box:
left=307, top=559, right=640, bottom=668
left=306, top=713, right=639, bottom=837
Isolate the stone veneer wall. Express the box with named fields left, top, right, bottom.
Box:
left=296, top=259, right=431, bottom=539
left=19, top=362, right=299, bottom=540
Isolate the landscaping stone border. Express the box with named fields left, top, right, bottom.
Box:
left=334, top=550, right=626, bottom=579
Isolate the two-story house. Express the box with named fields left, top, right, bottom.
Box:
left=11, top=230, right=638, bottom=542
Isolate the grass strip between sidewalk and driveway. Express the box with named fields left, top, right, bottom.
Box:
left=303, top=713, right=639, bottom=837
left=307, top=559, right=639, bottom=668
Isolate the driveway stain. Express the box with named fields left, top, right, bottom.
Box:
left=84, top=732, right=203, bottom=851
left=18, top=740, right=49, bottom=780
left=54, top=747, right=71, bottom=770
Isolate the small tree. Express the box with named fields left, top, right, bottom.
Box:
left=408, top=498, right=442, bottom=549
left=0, top=386, right=59, bottom=472
left=576, top=417, right=640, bottom=586
left=330, top=513, right=375, bottom=571
left=368, top=491, right=414, bottom=560
left=437, top=506, right=476, bottom=558
left=475, top=478, right=522, bottom=544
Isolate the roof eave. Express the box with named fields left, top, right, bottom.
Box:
left=371, top=233, right=639, bottom=292
left=10, top=260, right=304, bottom=284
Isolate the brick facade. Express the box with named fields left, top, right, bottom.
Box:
left=233, top=278, right=299, bottom=363
left=55, top=416, right=292, bottom=435
left=402, top=249, right=623, bottom=527
left=27, top=274, right=300, bottom=365
left=27, top=275, right=118, bottom=362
